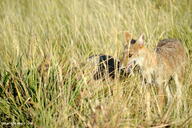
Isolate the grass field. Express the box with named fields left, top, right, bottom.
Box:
left=0, top=0, right=192, bottom=127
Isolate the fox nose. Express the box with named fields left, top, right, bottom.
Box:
left=129, top=54, right=133, bottom=57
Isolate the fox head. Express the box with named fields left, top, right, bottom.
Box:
left=123, top=32, right=146, bottom=66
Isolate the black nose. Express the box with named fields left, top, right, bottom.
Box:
left=129, top=54, right=133, bottom=57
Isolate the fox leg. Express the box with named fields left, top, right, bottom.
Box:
left=143, top=85, right=151, bottom=123
left=156, top=76, right=166, bottom=115
left=174, top=72, right=184, bottom=98
left=165, top=84, right=172, bottom=105
left=174, top=73, right=183, bottom=110
left=157, top=85, right=165, bottom=115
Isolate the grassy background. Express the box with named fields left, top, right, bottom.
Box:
left=0, top=0, right=192, bottom=127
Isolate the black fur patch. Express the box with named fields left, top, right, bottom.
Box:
left=92, top=55, right=129, bottom=80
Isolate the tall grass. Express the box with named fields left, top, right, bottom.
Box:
left=0, top=0, right=192, bottom=127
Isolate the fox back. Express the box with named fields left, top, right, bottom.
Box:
left=155, top=39, right=187, bottom=80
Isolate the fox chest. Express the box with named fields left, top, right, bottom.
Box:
left=141, top=67, right=156, bottom=85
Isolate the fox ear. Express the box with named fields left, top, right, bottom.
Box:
left=124, top=32, right=132, bottom=42
left=137, top=34, right=144, bottom=46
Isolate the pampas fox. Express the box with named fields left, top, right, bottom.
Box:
left=124, top=32, right=188, bottom=112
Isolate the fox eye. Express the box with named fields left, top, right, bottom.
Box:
left=130, top=39, right=136, bottom=44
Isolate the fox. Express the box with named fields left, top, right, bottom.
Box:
left=124, top=32, right=188, bottom=114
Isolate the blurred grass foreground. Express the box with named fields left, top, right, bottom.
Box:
left=0, top=0, right=192, bottom=127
